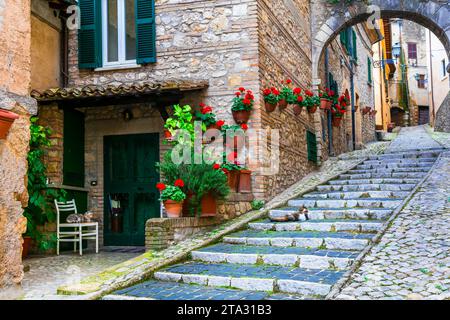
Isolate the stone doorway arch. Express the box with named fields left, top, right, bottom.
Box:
left=311, top=0, right=449, bottom=131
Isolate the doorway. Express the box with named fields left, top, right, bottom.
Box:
left=418, top=106, right=429, bottom=125
left=103, top=133, right=160, bottom=246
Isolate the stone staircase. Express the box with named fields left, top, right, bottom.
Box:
left=104, top=149, right=442, bottom=300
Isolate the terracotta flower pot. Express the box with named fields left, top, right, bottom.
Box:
left=232, top=110, right=251, bottom=124
left=182, top=191, right=195, bottom=217
left=226, top=170, right=239, bottom=192
left=238, top=170, right=252, bottom=193
left=0, top=109, right=19, bottom=139
left=200, top=193, right=217, bottom=217
left=22, top=236, right=32, bottom=259
left=293, top=105, right=303, bottom=116
left=320, top=98, right=330, bottom=110
left=164, top=200, right=184, bottom=218
left=278, top=99, right=288, bottom=111
left=265, top=102, right=277, bottom=113
left=308, top=106, right=318, bottom=114
left=332, top=117, right=343, bottom=127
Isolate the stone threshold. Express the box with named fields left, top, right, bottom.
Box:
left=56, top=145, right=387, bottom=299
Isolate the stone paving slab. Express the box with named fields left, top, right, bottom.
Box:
left=386, top=126, right=443, bottom=153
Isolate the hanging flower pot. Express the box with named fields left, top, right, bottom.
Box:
left=200, top=193, right=217, bottom=217
left=278, top=99, right=288, bottom=111
left=332, top=116, right=343, bottom=127
left=265, top=102, right=277, bottom=113
left=22, top=236, right=32, bottom=259
left=232, top=110, right=251, bottom=124
left=238, top=170, right=252, bottom=193
left=0, top=109, right=19, bottom=139
left=362, top=107, right=371, bottom=115
left=293, top=105, right=303, bottom=116
left=308, top=105, right=318, bottom=114
left=320, top=98, right=330, bottom=110
left=164, top=200, right=184, bottom=218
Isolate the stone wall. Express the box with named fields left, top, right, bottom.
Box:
left=257, top=0, right=319, bottom=198
left=0, top=0, right=36, bottom=297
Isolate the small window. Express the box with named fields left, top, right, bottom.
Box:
left=407, top=43, right=417, bottom=60
left=102, top=0, right=137, bottom=67
left=367, top=57, right=372, bottom=85
left=442, top=59, right=447, bottom=78
left=417, top=74, right=426, bottom=89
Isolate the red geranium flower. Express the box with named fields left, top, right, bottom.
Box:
left=213, top=163, right=221, bottom=170
left=305, top=90, right=314, bottom=97
left=235, top=92, right=241, bottom=97
left=297, top=95, right=303, bottom=102
left=293, top=87, right=301, bottom=95
left=156, top=183, right=166, bottom=191
left=201, top=106, right=212, bottom=114
left=239, top=87, right=245, bottom=92
left=263, top=89, right=271, bottom=96
left=216, top=120, right=225, bottom=127
left=174, top=179, right=185, bottom=187
left=286, top=79, right=292, bottom=84
left=199, top=102, right=206, bottom=108
left=243, top=99, right=251, bottom=106
left=329, top=90, right=335, bottom=96
left=241, top=124, right=248, bottom=130
left=271, top=88, right=280, bottom=95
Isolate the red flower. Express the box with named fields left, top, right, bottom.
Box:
left=174, top=179, right=185, bottom=188
left=235, top=92, right=241, bottom=97
left=243, top=99, right=251, bottom=106
left=305, top=90, right=314, bottom=97
left=319, top=93, right=323, bottom=97
left=156, top=183, right=166, bottom=191
left=329, top=90, right=335, bottom=96
left=216, top=120, right=225, bottom=127
left=297, top=95, right=303, bottom=102
left=241, top=124, right=248, bottom=130
left=239, top=87, right=245, bottom=92
left=245, top=93, right=254, bottom=100
left=271, top=88, right=280, bottom=95
left=199, top=102, right=206, bottom=108
left=201, top=106, right=212, bottom=114
left=213, top=163, right=221, bottom=170
left=286, top=79, right=292, bottom=84
left=263, top=89, right=271, bottom=96
left=293, top=87, right=301, bottom=95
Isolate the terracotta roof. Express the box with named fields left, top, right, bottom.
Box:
left=31, top=81, right=209, bottom=102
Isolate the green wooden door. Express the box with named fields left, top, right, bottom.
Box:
left=104, top=133, right=160, bottom=246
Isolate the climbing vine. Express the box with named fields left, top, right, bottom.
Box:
left=23, top=117, right=66, bottom=251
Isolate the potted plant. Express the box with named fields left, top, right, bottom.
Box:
left=262, top=87, right=280, bottom=113
left=195, top=103, right=218, bottom=131
left=157, top=181, right=186, bottom=218
left=279, top=80, right=295, bottom=111
left=0, top=109, right=19, bottom=139
left=305, top=90, right=319, bottom=114
left=319, top=88, right=335, bottom=110
left=164, top=105, right=195, bottom=144
left=331, top=102, right=346, bottom=127
left=232, top=87, right=254, bottom=124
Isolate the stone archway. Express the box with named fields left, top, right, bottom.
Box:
left=310, top=0, right=449, bottom=131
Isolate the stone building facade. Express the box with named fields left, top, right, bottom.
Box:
left=0, top=0, right=37, bottom=298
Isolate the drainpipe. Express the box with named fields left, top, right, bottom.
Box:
left=428, top=29, right=436, bottom=126
left=325, top=48, right=333, bottom=156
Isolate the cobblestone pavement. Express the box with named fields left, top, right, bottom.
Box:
left=105, top=130, right=444, bottom=300
left=386, top=126, right=443, bottom=153
left=21, top=250, right=140, bottom=300
left=425, top=125, right=450, bottom=149
left=334, top=128, right=450, bottom=300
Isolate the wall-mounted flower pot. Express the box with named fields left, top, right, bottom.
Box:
left=232, top=110, right=251, bottom=124
left=164, top=200, right=184, bottom=218
left=22, top=236, right=32, bottom=259
left=332, top=117, right=343, bottom=127
left=265, top=102, right=277, bottom=113
left=0, top=109, right=19, bottom=139
left=200, top=193, right=217, bottom=217
left=308, top=106, right=317, bottom=114
left=238, top=170, right=252, bottom=193
left=293, top=105, right=303, bottom=116
left=226, top=170, right=239, bottom=192
left=278, top=99, right=288, bottom=111
left=320, top=98, right=330, bottom=110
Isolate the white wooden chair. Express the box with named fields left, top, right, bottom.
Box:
left=54, top=199, right=99, bottom=256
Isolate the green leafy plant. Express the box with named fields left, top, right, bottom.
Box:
left=164, top=105, right=195, bottom=144
left=251, top=200, right=265, bottom=210
left=159, top=185, right=186, bottom=202
left=195, top=103, right=218, bottom=131
left=279, top=80, right=297, bottom=104
left=262, top=87, right=280, bottom=105
left=231, top=87, right=255, bottom=112
left=24, top=117, right=66, bottom=251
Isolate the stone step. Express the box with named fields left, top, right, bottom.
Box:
left=328, top=178, right=421, bottom=185
left=383, top=147, right=445, bottom=154
left=109, top=279, right=273, bottom=300
left=349, top=167, right=430, bottom=174
left=154, top=262, right=344, bottom=296
left=369, top=152, right=440, bottom=160
left=192, top=244, right=358, bottom=269
left=288, top=198, right=402, bottom=209
left=270, top=207, right=392, bottom=220
left=316, top=183, right=416, bottom=192
left=363, top=158, right=436, bottom=166
left=303, top=190, right=409, bottom=200
left=249, top=219, right=383, bottom=233
left=223, top=230, right=373, bottom=250
left=356, top=163, right=433, bottom=170
left=338, top=172, right=427, bottom=180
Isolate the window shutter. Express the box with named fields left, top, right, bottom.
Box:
left=307, top=131, right=318, bottom=163
left=78, top=0, right=102, bottom=69
left=352, top=29, right=357, bottom=60
left=135, top=0, right=156, bottom=64
left=368, top=58, right=372, bottom=84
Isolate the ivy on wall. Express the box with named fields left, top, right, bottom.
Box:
left=23, top=117, right=66, bottom=251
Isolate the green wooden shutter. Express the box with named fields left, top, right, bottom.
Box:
left=307, top=131, right=318, bottom=163
left=78, top=0, right=102, bottom=69
left=135, top=0, right=156, bottom=64
left=352, top=29, right=357, bottom=61
left=368, top=57, right=372, bottom=84
left=63, top=109, right=85, bottom=187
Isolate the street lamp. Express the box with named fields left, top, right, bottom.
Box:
left=392, top=42, right=402, bottom=58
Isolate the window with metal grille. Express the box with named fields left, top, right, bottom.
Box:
left=417, top=74, right=426, bottom=89
left=407, top=43, right=417, bottom=60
